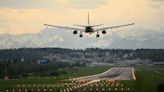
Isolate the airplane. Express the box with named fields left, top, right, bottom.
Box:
left=44, top=13, right=135, bottom=38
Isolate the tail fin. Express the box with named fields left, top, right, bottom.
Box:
left=74, top=12, right=103, bottom=27
left=88, top=12, right=90, bottom=26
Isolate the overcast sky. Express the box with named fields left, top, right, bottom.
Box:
left=0, top=0, right=164, bottom=49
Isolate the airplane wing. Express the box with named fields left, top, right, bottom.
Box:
left=94, top=23, right=135, bottom=31
left=44, top=24, right=84, bottom=31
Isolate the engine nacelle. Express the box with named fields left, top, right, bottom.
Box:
left=73, top=30, right=78, bottom=34
left=96, top=34, right=100, bottom=38
left=79, top=34, right=83, bottom=38
left=102, top=30, right=106, bottom=34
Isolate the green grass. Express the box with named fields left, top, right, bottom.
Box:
left=60, top=66, right=110, bottom=78
left=133, top=67, right=164, bottom=92
left=0, top=66, right=164, bottom=92
left=0, top=66, right=110, bottom=91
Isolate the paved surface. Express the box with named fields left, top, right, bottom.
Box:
left=73, top=67, right=136, bottom=81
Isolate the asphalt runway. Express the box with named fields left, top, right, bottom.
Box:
left=73, top=67, right=136, bottom=81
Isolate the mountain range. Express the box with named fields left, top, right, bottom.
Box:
left=0, top=28, right=164, bottom=49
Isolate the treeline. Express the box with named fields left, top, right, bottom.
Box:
left=0, top=61, right=84, bottom=79
left=0, top=48, right=164, bottom=62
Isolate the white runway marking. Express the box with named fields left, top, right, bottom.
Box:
left=73, top=67, right=136, bottom=81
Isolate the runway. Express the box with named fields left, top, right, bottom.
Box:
left=73, top=67, right=136, bottom=81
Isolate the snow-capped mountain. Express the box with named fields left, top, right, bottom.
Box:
left=0, top=28, right=164, bottom=49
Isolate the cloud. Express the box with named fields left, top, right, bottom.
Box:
left=70, top=0, right=108, bottom=9
left=151, top=0, right=164, bottom=2
left=0, top=0, right=57, bottom=9
left=0, top=8, right=64, bottom=34
left=0, top=0, right=109, bottom=9
left=0, top=19, right=10, bottom=34
left=148, top=0, right=164, bottom=8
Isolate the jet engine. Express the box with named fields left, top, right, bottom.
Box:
left=96, top=34, right=100, bottom=38
left=73, top=30, right=78, bottom=34
left=79, top=34, right=83, bottom=38
left=102, top=30, right=106, bottom=34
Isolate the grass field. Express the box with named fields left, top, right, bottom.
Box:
left=133, top=67, right=164, bottom=92
left=0, top=66, right=164, bottom=92
left=0, top=66, right=110, bottom=91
